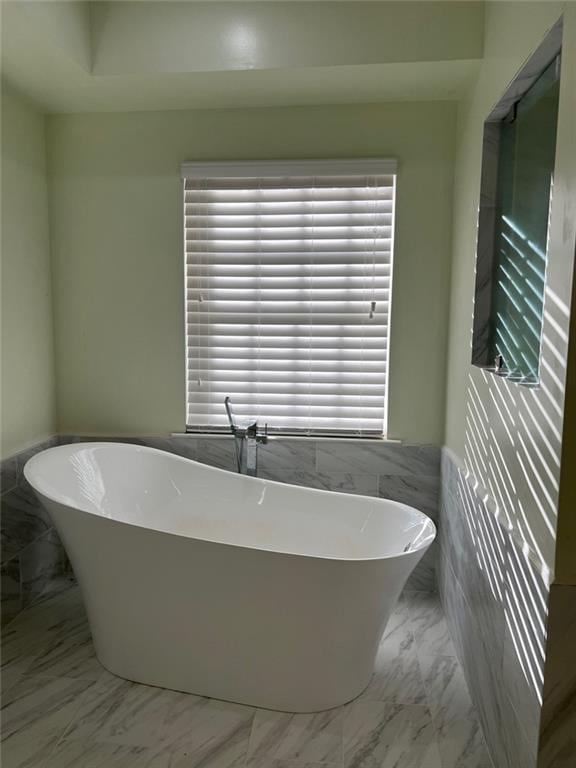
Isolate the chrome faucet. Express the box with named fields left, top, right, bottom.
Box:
left=224, top=397, right=268, bottom=476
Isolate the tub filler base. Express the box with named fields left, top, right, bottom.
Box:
left=25, top=443, right=435, bottom=712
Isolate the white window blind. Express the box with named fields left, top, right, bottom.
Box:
left=182, top=159, right=396, bottom=436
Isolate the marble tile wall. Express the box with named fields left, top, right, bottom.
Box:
left=1, top=437, right=69, bottom=627
left=1, top=435, right=441, bottom=627
left=439, top=447, right=550, bottom=768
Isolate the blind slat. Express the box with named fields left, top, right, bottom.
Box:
left=186, top=230, right=392, bottom=242
left=186, top=383, right=387, bottom=394
left=186, top=324, right=389, bottom=337
left=185, top=348, right=388, bottom=361
left=187, top=370, right=388, bottom=382
left=185, top=248, right=392, bottom=258
left=186, top=314, right=389, bottom=324
left=185, top=213, right=394, bottom=225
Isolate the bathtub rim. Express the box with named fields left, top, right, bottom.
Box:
left=24, top=441, right=437, bottom=564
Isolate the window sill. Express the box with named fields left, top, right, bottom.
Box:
left=171, top=432, right=402, bottom=445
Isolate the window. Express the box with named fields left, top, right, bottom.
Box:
left=472, top=20, right=561, bottom=385
left=182, top=159, right=397, bottom=436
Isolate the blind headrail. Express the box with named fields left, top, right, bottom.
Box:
left=181, top=158, right=398, bottom=180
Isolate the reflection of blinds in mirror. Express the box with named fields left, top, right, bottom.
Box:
left=182, top=159, right=397, bottom=436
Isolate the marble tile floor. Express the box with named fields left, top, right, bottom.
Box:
left=1, top=582, right=492, bottom=768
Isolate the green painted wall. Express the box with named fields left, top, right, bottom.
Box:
left=47, top=101, right=456, bottom=443
left=1, top=83, right=56, bottom=458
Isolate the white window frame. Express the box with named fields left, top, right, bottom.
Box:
left=182, top=158, right=397, bottom=438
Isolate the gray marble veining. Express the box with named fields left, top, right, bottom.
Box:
left=440, top=449, right=459, bottom=498
left=1, top=557, right=22, bottom=627
left=1, top=455, right=19, bottom=495
left=18, top=528, right=66, bottom=611
left=1, top=673, right=95, bottom=768
left=258, top=468, right=378, bottom=497
left=247, top=761, right=338, bottom=768
left=193, top=438, right=237, bottom=472
left=436, top=553, right=470, bottom=674
left=316, top=442, right=440, bottom=477
left=419, top=654, right=477, bottom=727
left=247, top=708, right=343, bottom=767
left=256, top=439, right=317, bottom=473
left=343, top=700, right=438, bottom=768
left=445, top=486, right=506, bottom=659
left=404, top=543, right=437, bottom=592
left=144, top=437, right=198, bottom=460
left=501, top=533, right=548, bottom=753
left=383, top=591, right=421, bottom=639
left=24, top=606, right=102, bottom=682
left=1, top=483, right=52, bottom=565
left=440, top=551, right=509, bottom=768
left=378, top=474, right=439, bottom=521
left=409, top=609, right=489, bottom=768
left=45, top=741, right=249, bottom=768
left=1, top=436, right=69, bottom=627
left=44, top=743, right=176, bottom=768
left=433, top=716, right=491, bottom=768
left=404, top=592, right=456, bottom=660
left=464, top=623, right=509, bottom=767
left=61, top=672, right=254, bottom=768
left=441, top=451, right=507, bottom=603
left=438, top=448, right=549, bottom=768
left=358, top=627, right=425, bottom=706
left=500, top=689, right=538, bottom=768
left=1, top=585, right=87, bottom=677
left=30, top=572, right=77, bottom=607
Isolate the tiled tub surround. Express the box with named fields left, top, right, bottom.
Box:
left=194, top=438, right=439, bottom=594
left=0, top=438, right=71, bottom=626
left=0, top=580, right=492, bottom=768
left=439, top=448, right=550, bottom=768
left=1, top=436, right=441, bottom=627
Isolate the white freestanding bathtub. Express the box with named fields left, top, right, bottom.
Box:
left=24, top=442, right=435, bottom=712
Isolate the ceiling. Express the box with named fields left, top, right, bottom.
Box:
left=1, top=1, right=484, bottom=113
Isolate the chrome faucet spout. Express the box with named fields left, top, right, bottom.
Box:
left=224, top=396, right=240, bottom=436
left=224, top=397, right=244, bottom=472
left=223, top=398, right=268, bottom=476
